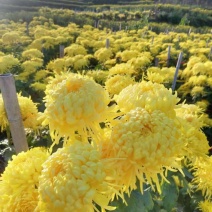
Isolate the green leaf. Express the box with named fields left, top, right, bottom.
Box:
left=161, top=174, right=179, bottom=211
left=110, top=189, right=154, bottom=212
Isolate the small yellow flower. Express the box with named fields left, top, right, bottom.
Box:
left=191, top=86, right=205, bottom=98
left=86, top=70, right=109, bottom=84
left=198, top=200, right=212, bottom=212
left=0, top=94, right=41, bottom=131
left=2, top=31, right=20, bottom=44
left=22, top=49, right=44, bottom=60
left=0, top=55, right=20, bottom=74
left=65, top=44, right=87, bottom=57
left=105, top=74, right=135, bottom=95
left=109, top=63, right=135, bottom=75
left=115, top=81, right=180, bottom=118
left=0, top=148, right=49, bottom=212
left=94, top=48, right=113, bottom=63
left=192, top=157, right=212, bottom=199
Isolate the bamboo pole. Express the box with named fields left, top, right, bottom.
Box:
left=172, top=52, right=183, bottom=92
left=0, top=74, right=28, bottom=153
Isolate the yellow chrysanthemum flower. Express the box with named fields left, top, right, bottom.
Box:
left=116, top=50, right=139, bottom=62
left=115, top=81, right=180, bottom=118
left=37, top=142, right=116, bottom=212
left=30, top=82, right=46, bottom=91
left=109, top=63, right=135, bottom=75
left=0, top=148, right=49, bottom=212
left=192, top=157, right=212, bottom=199
left=0, top=94, right=41, bottom=131
left=175, top=103, right=210, bottom=161
left=0, top=54, right=20, bottom=74
left=100, top=108, right=183, bottom=194
left=2, top=31, right=20, bottom=44
left=127, top=55, right=151, bottom=71
left=198, top=200, right=212, bottom=212
left=105, top=74, right=135, bottom=95
left=46, top=58, right=66, bottom=73
left=86, top=70, right=109, bottom=84
left=22, top=49, right=44, bottom=60
left=64, top=44, right=87, bottom=57
left=19, top=58, right=43, bottom=80
left=94, top=48, right=113, bottom=63
left=175, top=103, right=206, bottom=129
left=146, top=67, right=176, bottom=84
left=191, top=86, right=205, bottom=98
left=43, top=73, right=113, bottom=145
left=34, top=69, right=49, bottom=81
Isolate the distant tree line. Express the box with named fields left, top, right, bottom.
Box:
left=154, top=0, right=212, bottom=6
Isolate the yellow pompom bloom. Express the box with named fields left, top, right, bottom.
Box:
left=86, top=70, right=109, bottom=84
left=22, top=49, right=44, bottom=60
left=105, top=74, right=135, bottom=95
left=64, top=44, right=87, bottom=57
left=2, top=31, right=20, bottom=44
left=71, top=55, right=89, bottom=70
left=198, top=200, right=212, bottom=212
left=0, top=54, right=20, bottom=74
left=43, top=73, right=113, bottom=144
left=127, top=55, right=151, bottom=71
left=109, top=63, right=135, bottom=75
left=178, top=118, right=209, bottom=162
left=115, top=81, right=180, bottom=118
left=192, top=157, right=212, bottom=199
left=147, top=67, right=176, bottom=84
left=175, top=103, right=210, bottom=161
left=94, top=48, right=113, bottom=63
left=175, top=103, right=206, bottom=129
left=0, top=94, right=41, bottom=131
left=37, top=142, right=116, bottom=212
left=0, top=148, right=49, bottom=212
left=34, top=69, right=49, bottom=81
left=191, top=86, right=205, bottom=98
left=21, top=58, right=43, bottom=75
left=30, top=82, right=46, bottom=91
left=116, top=50, right=139, bottom=62
left=100, top=108, right=182, bottom=194
left=47, top=58, right=66, bottom=73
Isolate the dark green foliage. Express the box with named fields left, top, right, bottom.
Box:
left=110, top=188, right=154, bottom=212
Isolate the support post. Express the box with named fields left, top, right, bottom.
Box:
left=0, top=74, right=28, bottom=154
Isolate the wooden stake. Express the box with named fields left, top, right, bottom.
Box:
left=172, top=52, right=183, bottom=92
left=59, top=45, right=64, bottom=58
left=151, top=36, right=154, bottom=45
left=0, top=74, right=28, bottom=154
left=167, top=46, right=171, bottom=67
left=209, top=47, right=212, bottom=60
left=154, top=58, right=159, bottom=67
left=106, top=38, right=110, bottom=49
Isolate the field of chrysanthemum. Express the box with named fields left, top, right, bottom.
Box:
left=0, top=6, right=212, bottom=212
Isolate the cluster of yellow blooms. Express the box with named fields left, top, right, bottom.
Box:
left=0, top=73, right=211, bottom=211
left=0, top=18, right=212, bottom=212
left=0, top=94, right=41, bottom=131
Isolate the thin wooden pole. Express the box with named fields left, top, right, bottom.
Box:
left=172, top=52, right=183, bottom=92
left=167, top=46, right=171, bottom=67
left=0, top=74, right=28, bottom=153
left=106, top=38, right=110, bottom=49
left=59, top=45, right=64, bottom=58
